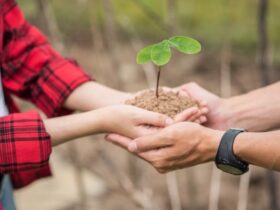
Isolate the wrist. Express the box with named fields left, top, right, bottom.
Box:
left=88, top=108, right=111, bottom=133
left=220, top=96, right=248, bottom=130
left=217, top=98, right=234, bottom=129
left=223, top=93, right=259, bottom=131
left=202, top=128, right=225, bottom=162
left=232, top=132, right=250, bottom=162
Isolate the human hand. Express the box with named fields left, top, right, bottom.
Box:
left=174, top=82, right=229, bottom=130
left=97, top=105, right=173, bottom=139
left=105, top=122, right=224, bottom=173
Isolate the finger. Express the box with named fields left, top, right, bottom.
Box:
left=139, top=110, right=174, bottom=127
left=198, top=100, right=207, bottom=108
left=199, top=116, right=207, bottom=124
left=174, top=107, right=199, bottom=122
left=105, top=133, right=132, bottom=149
left=196, top=100, right=208, bottom=111
left=188, top=109, right=207, bottom=122
left=200, top=107, right=209, bottom=115
left=137, top=149, right=162, bottom=163
left=184, top=105, right=208, bottom=123
left=177, top=88, right=190, bottom=98
left=128, top=133, right=172, bottom=153
left=138, top=148, right=181, bottom=173
left=194, top=119, right=200, bottom=124
left=186, top=110, right=204, bottom=122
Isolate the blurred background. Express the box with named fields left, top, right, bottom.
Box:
left=13, top=0, right=280, bottom=210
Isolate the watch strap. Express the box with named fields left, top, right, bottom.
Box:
left=215, top=129, right=249, bottom=175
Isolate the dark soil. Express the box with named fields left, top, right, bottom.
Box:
left=126, top=88, right=198, bottom=118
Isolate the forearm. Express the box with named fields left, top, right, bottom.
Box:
left=44, top=110, right=104, bottom=146
left=224, top=82, right=280, bottom=131
left=233, top=130, right=280, bottom=171
left=63, top=81, right=131, bottom=111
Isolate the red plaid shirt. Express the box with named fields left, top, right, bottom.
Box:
left=0, top=0, right=92, bottom=190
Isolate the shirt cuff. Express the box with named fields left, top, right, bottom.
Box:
left=35, top=58, right=93, bottom=117
left=0, top=111, right=52, bottom=173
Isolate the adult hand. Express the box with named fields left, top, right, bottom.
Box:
left=161, top=87, right=209, bottom=124
left=174, top=82, right=229, bottom=130
left=106, top=122, right=224, bottom=173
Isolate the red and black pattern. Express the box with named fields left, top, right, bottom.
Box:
left=0, top=112, right=51, bottom=172
left=0, top=0, right=93, bottom=194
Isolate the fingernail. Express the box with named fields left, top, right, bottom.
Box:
left=128, top=142, right=138, bottom=152
left=165, top=118, right=174, bottom=125
left=201, top=116, right=207, bottom=123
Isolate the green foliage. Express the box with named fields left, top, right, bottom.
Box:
left=169, top=36, right=201, bottom=54
left=17, top=0, right=280, bottom=61
left=136, top=45, right=154, bottom=64
left=151, top=40, right=171, bottom=66
left=137, top=36, right=201, bottom=66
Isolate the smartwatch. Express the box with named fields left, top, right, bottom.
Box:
left=215, top=128, right=249, bottom=175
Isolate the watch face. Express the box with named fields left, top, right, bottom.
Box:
left=217, top=164, right=244, bottom=175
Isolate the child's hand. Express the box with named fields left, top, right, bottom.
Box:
left=174, top=103, right=208, bottom=124
left=98, top=105, right=173, bottom=139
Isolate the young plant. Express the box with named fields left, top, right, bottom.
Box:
left=137, top=36, right=202, bottom=98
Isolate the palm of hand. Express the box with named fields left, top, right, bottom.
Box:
left=177, top=83, right=229, bottom=130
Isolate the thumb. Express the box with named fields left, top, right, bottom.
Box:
left=128, top=132, right=172, bottom=153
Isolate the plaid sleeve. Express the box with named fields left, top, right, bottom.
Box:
left=1, top=2, right=93, bottom=117
left=0, top=111, right=51, bottom=173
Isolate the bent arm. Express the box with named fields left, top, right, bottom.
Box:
left=225, top=82, right=280, bottom=131
left=233, top=130, right=280, bottom=171
left=2, top=4, right=93, bottom=117
left=3, top=3, right=130, bottom=116
left=63, top=82, right=131, bottom=111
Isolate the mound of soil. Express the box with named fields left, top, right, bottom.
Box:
left=126, top=88, right=198, bottom=118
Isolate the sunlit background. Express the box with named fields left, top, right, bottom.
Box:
left=14, top=0, right=280, bottom=210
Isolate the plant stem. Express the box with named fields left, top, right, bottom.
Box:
left=156, top=66, right=161, bottom=98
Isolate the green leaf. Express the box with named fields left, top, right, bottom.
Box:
left=151, top=40, right=171, bottom=66
left=169, top=36, right=201, bottom=54
left=136, top=45, right=154, bottom=64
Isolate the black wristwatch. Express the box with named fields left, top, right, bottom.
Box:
left=215, top=128, right=249, bottom=175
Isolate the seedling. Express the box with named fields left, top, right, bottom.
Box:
left=137, top=36, right=201, bottom=98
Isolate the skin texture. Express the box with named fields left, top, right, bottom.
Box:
left=63, top=82, right=132, bottom=111
left=106, top=81, right=280, bottom=173
left=106, top=122, right=223, bottom=173
left=44, top=105, right=173, bottom=146
left=177, top=82, right=280, bottom=132
left=63, top=82, right=209, bottom=124
left=44, top=83, right=206, bottom=147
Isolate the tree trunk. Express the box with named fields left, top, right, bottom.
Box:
left=258, top=0, right=270, bottom=86
left=134, top=0, right=169, bottom=34
left=258, top=1, right=279, bottom=210
left=166, top=0, right=177, bottom=35
left=35, top=1, right=88, bottom=209
left=35, top=0, right=65, bottom=53
left=100, top=0, right=124, bottom=89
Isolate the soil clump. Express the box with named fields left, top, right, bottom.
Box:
left=126, top=88, right=198, bottom=118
